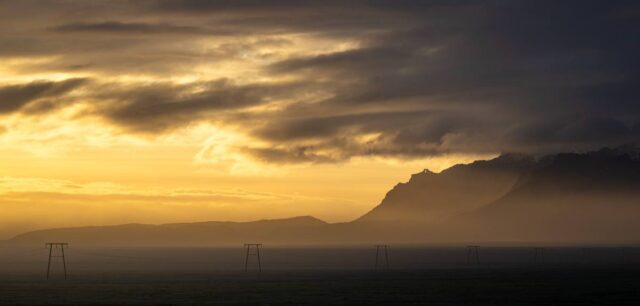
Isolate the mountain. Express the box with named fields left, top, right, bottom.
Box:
left=466, top=145, right=640, bottom=242
left=6, top=145, right=640, bottom=246
left=357, top=153, right=536, bottom=224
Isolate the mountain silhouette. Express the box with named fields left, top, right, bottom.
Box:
left=357, top=153, right=535, bottom=224
left=6, top=145, right=640, bottom=246
left=467, top=145, right=640, bottom=242
left=8, top=216, right=328, bottom=246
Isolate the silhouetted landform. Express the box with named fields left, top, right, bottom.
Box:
left=467, top=145, right=640, bottom=242
left=8, top=216, right=327, bottom=246
left=7, top=144, right=640, bottom=246
left=358, top=153, right=536, bottom=223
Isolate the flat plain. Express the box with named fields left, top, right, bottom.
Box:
left=1, top=246, right=639, bottom=305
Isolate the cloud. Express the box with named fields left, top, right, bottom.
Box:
left=1, top=0, right=639, bottom=162
left=507, top=115, right=635, bottom=153
left=89, top=79, right=314, bottom=133
left=52, top=21, right=208, bottom=35
left=251, top=0, right=640, bottom=159
left=244, top=146, right=341, bottom=164
left=0, top=78, right=87, bottom=114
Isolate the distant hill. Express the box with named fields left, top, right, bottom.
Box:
left=8, top=216, right=328, bottom=246
left=7, top=145, right=640, bottom=246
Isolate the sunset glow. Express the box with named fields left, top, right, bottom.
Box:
left=1, top=1, right=637, bottom=241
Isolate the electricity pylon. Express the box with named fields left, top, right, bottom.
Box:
left=45, top=242, right=69, bottom=280
left=374, top=244, right=390, bottom=270
left=467, top=245, right=480, bottom=265
left=244, top=243, right=262, bottom=272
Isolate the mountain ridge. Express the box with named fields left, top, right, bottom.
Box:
left=7, top=144, right=640, bottom=245
left=356, top=152, right=536, bottom=223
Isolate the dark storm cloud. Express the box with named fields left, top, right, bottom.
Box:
left=91, top=80, right=314, bottom=133
left=251, top=0, right=640, bottom=161
left=245, top=110, right=488, bottom=163
left=153, top=0, right=477, bottom=13
left=2, top=0, right=639, bottom=162
left=244, top=146, right=339, bottom=164
left=253, top=110, right=459, bottom=143
left=151, top=0, right=432, bottom=36
left=154, top=0, right=366, bottom=13
left=507, top=116, right=635, bottom=152
left=53, top=22, right=206, bottom=35
left=0, top=79, right=87, bottom=115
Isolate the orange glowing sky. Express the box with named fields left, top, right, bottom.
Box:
left=2, top=1, right=636, bottom=239
left=0, top=1, right=504, bottom=238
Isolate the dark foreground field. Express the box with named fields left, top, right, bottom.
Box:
left=1, top=246, right=639, bottom=305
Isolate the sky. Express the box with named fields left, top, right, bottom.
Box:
left=0, top=0, right=638, bottom=238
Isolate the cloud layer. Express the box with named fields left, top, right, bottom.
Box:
left=1, top=0, right=639, bottom=163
